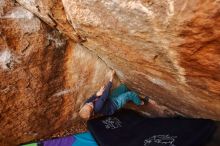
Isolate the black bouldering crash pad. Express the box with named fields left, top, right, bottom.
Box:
left=87, top=109, right=216, bottom=146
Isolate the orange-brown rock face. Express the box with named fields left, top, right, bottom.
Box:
left=18, top=0, right=220, bottom=119
left=0, top=1, right=118, bottom=145
left=1, top=0, right=220, bottom=145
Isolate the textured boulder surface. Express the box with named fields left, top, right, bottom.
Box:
left=1, top=0, right=220, bottom=145
left=17, top=0, right=220, bottom=118
left=61, top=0, right=220, bottom=120
left=0, top=0, right=119, bottom=145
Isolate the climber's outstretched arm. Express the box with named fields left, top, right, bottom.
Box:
left=94, top=70, right=115, bottom=112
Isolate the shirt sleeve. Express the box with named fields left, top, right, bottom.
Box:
left=94, top=81, right=112, bottom=112
left=85, top=94, right=97, bottom=104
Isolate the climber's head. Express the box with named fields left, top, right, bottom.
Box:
left=79, top=102, right=93, bottom=120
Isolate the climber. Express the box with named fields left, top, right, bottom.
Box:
left=79, top=70, right=149, bottom=120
